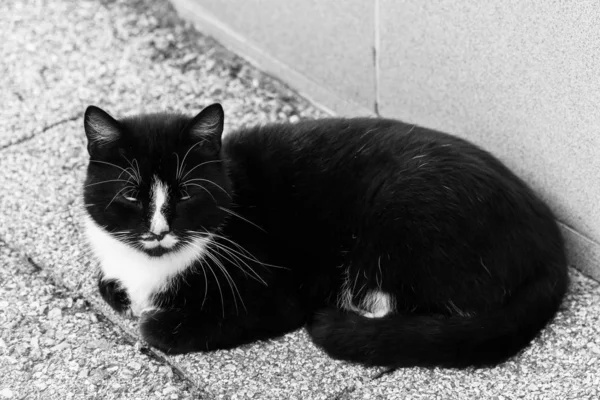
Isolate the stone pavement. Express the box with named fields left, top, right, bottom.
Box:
left=0, top=0, right=599, bottom=399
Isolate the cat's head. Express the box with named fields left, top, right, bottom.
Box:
left=82, top=103, right=231, bottom=257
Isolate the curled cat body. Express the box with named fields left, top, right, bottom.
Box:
left=82, top=103, right=567, bottom=368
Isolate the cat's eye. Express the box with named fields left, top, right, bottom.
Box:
left=179, top=189, right=191, bottom=201
left=122, top=193, right=138, bottom=202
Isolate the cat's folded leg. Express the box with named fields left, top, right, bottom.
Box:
left=139, top=304, right=306, bottom=354
left=139, top=308, right=231, bottom=354
left=97, top=275, right=131, bottom=315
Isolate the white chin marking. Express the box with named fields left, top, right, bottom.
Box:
left=84, top=216, right=210, bottom=316
left=142, top=240, right=160, bottom=249
left=149, top=176, right=170, bottom=235
left=159, top=234, right=178, bottom=248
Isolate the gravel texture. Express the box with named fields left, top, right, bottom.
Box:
left=0, top=243, right=203, bottom=400
left=1, top=0, right=599, bottom=398
left=0, top=0, right=323, bottom=148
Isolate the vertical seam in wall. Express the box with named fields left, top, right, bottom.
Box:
left=373, top=0, right=381, bottom=116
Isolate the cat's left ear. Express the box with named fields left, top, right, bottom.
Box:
left=84, top=106, right=122, bottom=158
left=186, top=103, right=224, bottom=152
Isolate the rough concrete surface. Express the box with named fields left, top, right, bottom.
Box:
left=0, top=244, right=202, bottom=400
left=0, top=0, right=598, bottom=399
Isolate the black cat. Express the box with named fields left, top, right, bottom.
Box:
left=83, top=103, right=568, bottom=368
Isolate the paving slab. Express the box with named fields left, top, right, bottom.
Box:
left=0, top=0, right=105, bottom=147
left=0, top=117, right=87, bottom=285
left=0, top=0, right=323, bottom=148
left=0, top=243, right=202, bottom=400
left=341, top=269, right=600, bottom=400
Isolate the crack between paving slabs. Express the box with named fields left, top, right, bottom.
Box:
left=0, top=113, right=81, bottom=151
left=326, top=367, right=396, bottom=400
left=0, top=236, right=210, bottom=398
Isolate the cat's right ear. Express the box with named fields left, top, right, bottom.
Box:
left=84, top=106, right=122, bottom=158
left=186, top=103, right=225, bottom=153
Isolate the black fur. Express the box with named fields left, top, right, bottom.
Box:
left=83, top=104, right=568, bottom=368
left=98, top=277, right=130, bottom=314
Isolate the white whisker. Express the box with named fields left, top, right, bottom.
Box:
left=205, top=244, right=246, bottom=314
left=84, top=179, right=131, bottom=188
left=105, top=185, right=136, bottom=210
left=218, top=207, right=266, bottom=233
left=204, top=252, right=225, bottom=318
left=183, top=183, right=217, bottom=204
left=174, top=152, right=182, bottom=180
left=178, top=140, right=208, bottom=181
left=133, top=158, right=142, bottom=181
left=182, top=178, right=231, bottom=198
left=208, top=231, right=287, bottom=270
left=197, top=258, right=209, bottom=309
left=90, top=159, right=138, bottom=183
left=208, top=240, right=267, bottom=286
left=119, top=155, right=142, bottom=185
left=186, top=237, right=226, bottom=318
left=180, top=159, right=223, bottom=182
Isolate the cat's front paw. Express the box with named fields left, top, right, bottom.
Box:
left=139, top=308, right=194, bottom=354
left=98, top=277, right=131, bottom=315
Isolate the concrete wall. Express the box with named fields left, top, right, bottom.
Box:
left=171, top=0, right=600, bottom=280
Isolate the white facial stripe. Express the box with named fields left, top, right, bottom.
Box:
left=150, top=176, right=169, bottom=235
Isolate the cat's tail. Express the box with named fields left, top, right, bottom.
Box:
left=306, top=270, right=568, bottom=368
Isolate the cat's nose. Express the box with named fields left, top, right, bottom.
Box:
left=150, top=231, right=169, bottom=241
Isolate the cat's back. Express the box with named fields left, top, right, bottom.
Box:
left=223, top=117, right=551, bottom=232
left=224, top=117, right=509, bottom=183
left=226, top=117, right=423, bottom=154
left=223, top=116, right=564, bottom=288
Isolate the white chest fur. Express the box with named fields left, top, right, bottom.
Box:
left=84, top=217, right=209, bottom=315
